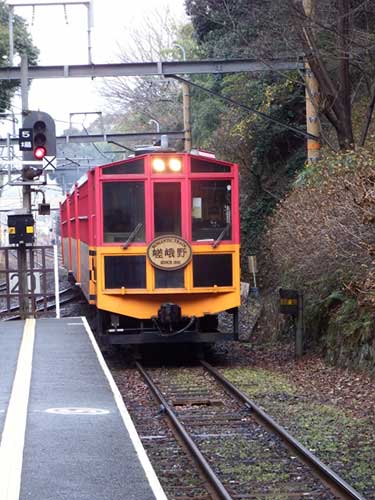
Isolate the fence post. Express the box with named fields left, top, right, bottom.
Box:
left=54, top=244, right=60, bottom=319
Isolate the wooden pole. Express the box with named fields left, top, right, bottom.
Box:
left=303, top=0, right=321, bottom=162
left=182, top=81, right=192, bottom=152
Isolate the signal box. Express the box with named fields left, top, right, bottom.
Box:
left=279, top=288, right=299, bottom=316
left=38, top=203, right=51, bottom=215
left=7, top=212, right=35, bottom=245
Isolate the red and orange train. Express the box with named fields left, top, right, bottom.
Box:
left=60, top=148, right=241, bottom=345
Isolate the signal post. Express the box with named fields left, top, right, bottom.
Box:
left=18, top=55, right=56, bottom=317
left=20, top=55, right=31, bottom=317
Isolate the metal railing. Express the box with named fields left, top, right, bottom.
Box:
left=0, top=245, right=59, bottom=317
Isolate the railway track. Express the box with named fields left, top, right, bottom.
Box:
left=1, top=286, right=79, bottom=320
left=118, top=362, right=365, bottom=500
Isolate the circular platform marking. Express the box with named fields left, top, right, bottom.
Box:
left=46, top=407, right=110, bottom=415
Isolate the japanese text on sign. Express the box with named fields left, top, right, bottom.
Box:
left=147, top=235, right=192, bottom=271
left=18, top=128, right=33, bottom=151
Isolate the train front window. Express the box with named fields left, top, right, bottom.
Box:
left=154, top=182, right=181, bottom=237
left=103, top=182, right=145, bottom=243
left=192, top=180, right=232, bottom=241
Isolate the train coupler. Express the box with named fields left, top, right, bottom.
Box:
left=153, top=303, right=196, bottom=336
left=157, top=303, right=182, bottom=326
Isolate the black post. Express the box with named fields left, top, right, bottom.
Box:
left=296, top=291, right=304, bottom=359
left=17, top=245, right=27, bottom=318
left=233, top=307, right=239, bottom=341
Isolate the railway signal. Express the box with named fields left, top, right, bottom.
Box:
left=22, top=110, right=56, bottom=162
left=279, top=288, right=304, bottom=358
left=7, top=211, right=35, bottom=245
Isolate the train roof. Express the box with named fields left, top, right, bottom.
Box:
left=94, top=150, right=235, bottom=171
left=64, top=150, right=238, bottom=197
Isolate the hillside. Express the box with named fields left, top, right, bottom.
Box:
left=259, top=142, right=375, bottom=373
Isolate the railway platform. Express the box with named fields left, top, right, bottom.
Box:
left=0, top=317, right=167, bottom=500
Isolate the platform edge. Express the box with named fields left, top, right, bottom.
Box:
left=80, top=316, right=167, bottom=500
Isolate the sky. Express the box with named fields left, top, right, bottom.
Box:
left=8, top=0, right=187, bottom=133
left=0, top=0, right=187, bottom=220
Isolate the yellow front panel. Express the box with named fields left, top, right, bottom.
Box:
left=95, top=244, right=240, bottom=319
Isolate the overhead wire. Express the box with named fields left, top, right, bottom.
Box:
left=81, top=123, right=109, bottom=159
left=169, top=75, right=320, bottom=141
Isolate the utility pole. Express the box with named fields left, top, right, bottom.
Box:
left=174, top=44, right=192, bottom=152
left=8, top=6, right=14, bottom=65
left=19, top=54, right=31, bottom=318
left=303, top=0, right=321, bottom=162
left=182, top=81, right=192, bottom=152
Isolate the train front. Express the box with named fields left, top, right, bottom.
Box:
left=95, top=150, right=240, bottom=344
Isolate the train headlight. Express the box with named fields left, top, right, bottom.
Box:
left=152, top=158, right=166, bottom=172
left=169, top=158, right=182, bottom=172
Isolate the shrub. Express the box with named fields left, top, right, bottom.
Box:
left=260, top=145, right=375, bottom=369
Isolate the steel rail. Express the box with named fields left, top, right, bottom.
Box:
left=1, top=286, right=76, bottom=319
left=135, top=361, right=232, bottom=500
left=4, top=292, right=77, bottom=320
left=201, top=360, right=366, bottom=500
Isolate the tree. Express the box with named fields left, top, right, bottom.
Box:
left=186, top=0, right=375, bottom=150
left=100, top=8, right=188, bottom=135
left=0, top=2, right=39, bottom=111
left=288, top=0, right=375, bottom=149
left=185, top=0, right=292, bottom=58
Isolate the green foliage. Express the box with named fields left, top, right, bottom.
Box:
left=188, top=70, right=306, bottom=256
left=184, top=1, right=308, bottom=253
left=316, top=294, right=375, bottom=373
left=241, top=198, right=274, bottom=257
left=0, top=2, right=39, bottom=111
left=185, top=0, right=291, bottom=58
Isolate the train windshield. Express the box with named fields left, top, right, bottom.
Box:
left=191, top=180, right=232, bottom=241
left=103, top=182, right=145, bottom=243
left=154, top=182, right=181, bottom=237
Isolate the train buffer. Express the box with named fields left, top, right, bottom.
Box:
left=0, top=317, right=167, bottom=500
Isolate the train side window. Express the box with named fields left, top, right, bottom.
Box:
left=103, top=182, right=145, bottom=243
left=191, top=180, right=232, bottom=242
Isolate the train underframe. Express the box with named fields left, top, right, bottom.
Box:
left=96, top=305, right=239, bottom=345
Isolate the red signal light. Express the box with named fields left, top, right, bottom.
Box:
left=34, top=146, right=47, bottom=160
